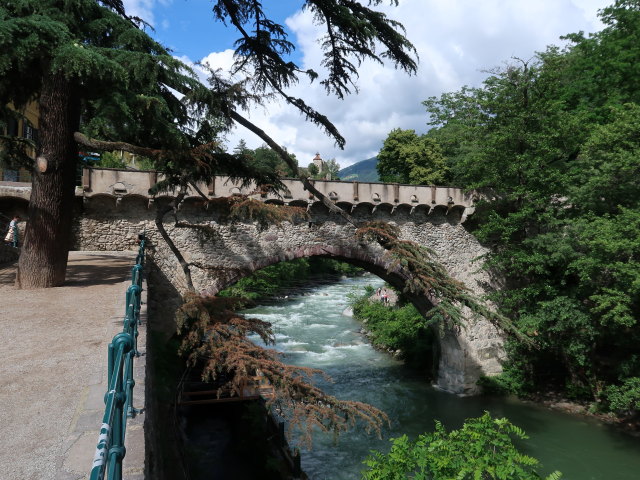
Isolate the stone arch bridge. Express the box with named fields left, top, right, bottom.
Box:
left=1, top=168, right=503, bottom=395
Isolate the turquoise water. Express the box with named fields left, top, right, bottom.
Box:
left=242, top=274, right=640, bottom=480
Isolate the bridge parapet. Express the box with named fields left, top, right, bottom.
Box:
left=81, top=167, right=475, bottom=211
left=1, top=168, right=476, bottom=219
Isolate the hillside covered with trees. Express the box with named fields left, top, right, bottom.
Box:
left=377, top=0, right=640, bottom=416
left=338, top=156, right=380, bottom=182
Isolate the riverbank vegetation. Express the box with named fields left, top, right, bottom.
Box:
left=362, top=412, right=561, bottom=480
left=379, top=0, right=640, bottom=420
left=350, top=286, right=436, bottom=373
left=219, top=258, right=363, bottom=303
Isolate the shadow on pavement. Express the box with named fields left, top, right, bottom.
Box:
left=0, top=252, right=134, bottom=288
left=65, top=254, right=133, bottom=287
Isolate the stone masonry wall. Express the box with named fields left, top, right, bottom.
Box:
left=72, top=197, right=504, bottom=395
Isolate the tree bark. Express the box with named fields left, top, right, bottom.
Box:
left=154, top=190, right=197, bottom=292
left=16, top=72, right=80, bottom=288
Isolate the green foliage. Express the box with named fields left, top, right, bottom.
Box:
left=603, top=377, right=640, bottom=413
left=219, top=258, right=363, bottom=302
left=350, top=293, right=435, bottom=370
left=253, top=145, right=298, bottom=177
left=219, top=258, right=312, bottom=301
left=317, top=258, right=363, bottom=276
left=417, top=3, right=640, bottom=411
left=355, top=221, right=526, bottom=343
left=98, top=151, right=126, bottom=168
left=307, top=158, right=341, bottom=180
left=377, top=128, right=448, bottom=184
left=477, top=371, right=526, bottom=396
left=361, top=412, right=561, bottom=480
left=307, top=162, right=319, bottom=176
left=322, top=158, right=341, bottom=180
left=0, top=0, right=417, bottom=193
left=134, top=156, right=156, bottom=170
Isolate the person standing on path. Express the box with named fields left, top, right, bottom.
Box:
left=4, top=215, right=20, bottom=247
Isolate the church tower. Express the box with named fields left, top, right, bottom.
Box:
left=312, top=152, right=324, bottom=171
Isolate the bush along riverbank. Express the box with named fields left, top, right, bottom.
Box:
left=350, top=285, right=640, bottom=435
left=349, top=285, right=437, bottom=375
left=219, top=258, right=363, bottom=304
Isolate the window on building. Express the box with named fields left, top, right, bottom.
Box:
left=23, top=122, right=35, bottom=140
left=7, top=117, right=18, bottom=137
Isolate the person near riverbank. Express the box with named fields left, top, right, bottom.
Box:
left=4, top=215, right=19, bottom=246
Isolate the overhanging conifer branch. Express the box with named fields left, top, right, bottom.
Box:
left=175, top=293, right=389, bottom=446
left=228, top=108, right=358, bottom=226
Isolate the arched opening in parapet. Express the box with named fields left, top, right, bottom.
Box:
left=83, top=193, right=118, bottom=213
left=0, top=196, right=29, bottom=220
left=215, top=251, right=445, bottom=382
left=0, top=196, right=29, bottom=236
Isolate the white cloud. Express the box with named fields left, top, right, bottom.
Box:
left=170, top=0, right=611, bottom=168
left=122, top=0, right=156, bottom=25
left=200, top=50, right=237, bottom=76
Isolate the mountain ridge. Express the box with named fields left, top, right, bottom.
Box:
left=337, top=156, right=379, bottom=182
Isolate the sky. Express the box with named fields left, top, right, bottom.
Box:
left=122, top=0, right=611, bottom=168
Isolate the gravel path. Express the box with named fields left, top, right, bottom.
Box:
left=0, top=251, right=144, bottom=480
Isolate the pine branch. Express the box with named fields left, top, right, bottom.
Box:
left=175, top=293, right=389, bottom=446
left=229, top=197, right=308, bottom=231
left=155, top=189, right=196, bottom=292
left=355, top=221, right=534, bottom=346
left=228, top=108, right=358, bottom=226
left=74, top=131, right=163, bottom=157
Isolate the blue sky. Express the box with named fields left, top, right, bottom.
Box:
left=152, top=1, right=302, bottom=61
left=124, top=0, right=611, bottom=168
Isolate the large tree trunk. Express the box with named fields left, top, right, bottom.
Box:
left=16, top=72, right=80, bottom=288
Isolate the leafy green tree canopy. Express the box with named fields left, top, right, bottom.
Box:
left=419, top=1, right=640, bottom=411
left=376, top=128, right=448, bottom=185
left=308, top=157, right=341, bottom=180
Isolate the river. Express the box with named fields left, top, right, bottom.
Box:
left=242, top=274, right=640, bottom=480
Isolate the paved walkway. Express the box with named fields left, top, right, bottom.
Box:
left=0, top=251, right=147, bottom=480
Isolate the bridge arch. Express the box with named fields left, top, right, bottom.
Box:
left=198, top=243, right=479, bottom=395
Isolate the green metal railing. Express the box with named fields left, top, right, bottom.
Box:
left=90, top=235, right=146, bottom=480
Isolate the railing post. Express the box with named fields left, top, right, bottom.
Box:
left=125, top=284, right=141, bottom=318
left=107, top=343, right=114, bottom=388
left=125, top=351, right=138, bottom=418
left=131, top=264, right=142, bottom=286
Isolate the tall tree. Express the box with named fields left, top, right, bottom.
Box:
left=0, top=0, right=417, bottom=288
left=376, top=128, right=448, bottom=184
left=421, top=1, right=640, bottom=408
